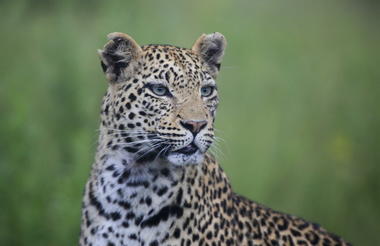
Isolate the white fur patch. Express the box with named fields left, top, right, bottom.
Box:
left=167, top=151, right=204, bottom=166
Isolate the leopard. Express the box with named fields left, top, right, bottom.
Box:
left=79, top=32, right=351, bottom=246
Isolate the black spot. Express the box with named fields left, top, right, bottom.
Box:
left=296, top=240, right=308, bottom=245
left=157, top=186, right=168, bottom=196
left=323, top=238, right=332, bottom=245
left=88, top=185, right=107, bottom=218
left=117, top=170, right=131, bottom=184
left=128, top=93, right=137, bottom=102
left=118, top=201, right=131, bottom=210
left=290, top=228, right=302, bottom=237
left=297, top=221, right=309, bottom=230
left=176, top=188, right=183, bottom=204
left=126, top=180, right=149, bottom=188
left=124, top=137, right=133, bottom=143
left=270, top=240, right=280, bottom=246
left=150, top=241, right=159, bottom=246
left=105, top=165, right=115, bottom=171
left=128, top=112, right=135, bottom=120
left=306, top=231, right=320, bottom=244
left=161, top=168, right=170, bottom=177
left=192, top=233, right=200, bottom=241
left=126, top=212, right=135, bottom=220
left=146, top=197, right=152, bottom=206
left=135, top=215, right=143, bottom=226
left=165, top=71, right=170, bottom=81
left=110, top=212, right=121, bottom=221
left=277, top=217, right=289, bottom=231
left=124, top=84, right=132, bottom=92
left=141, top=205, right=184, bottom=228
left=124, top=146, right=138, bottom=153
left=173, top=228, right=181, bottom=238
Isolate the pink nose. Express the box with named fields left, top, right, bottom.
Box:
left=180, top=120, right=207, bottom=135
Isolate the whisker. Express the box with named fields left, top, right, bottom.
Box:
left=102, top=128, right=156, bottom=135
left=114, top=137, right=163, bottom=147
left=214, top=136, right=226, bottom=143
left=134, top=140, right=164, bottom=156
left=134, top=143, right=163, bottom=160
left=153, top=144, right=170, bottom=162
left=106, top=132, right=156, bottom=137
left=209, top=140, right=226, bottom=160
left=114, top=139, right=162, bottom=147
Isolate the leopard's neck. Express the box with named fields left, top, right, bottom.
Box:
left=91, top=149, right=196, bottom=214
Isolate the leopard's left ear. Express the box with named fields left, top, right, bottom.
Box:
left=192, top=32, right=227, bottom=78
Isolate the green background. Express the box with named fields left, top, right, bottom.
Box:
left=1, top=0, right=379, bottom=245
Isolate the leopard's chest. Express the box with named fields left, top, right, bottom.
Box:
left=81, top=157, right=194, bottom=246
left=86, top=210, right=182, bottom=246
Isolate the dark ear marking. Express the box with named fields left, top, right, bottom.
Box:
left=98, top=32, right=142, bottom=83
left=192, top=32, right=227, bottom=77
left=101, top=61, right=107, bottom=73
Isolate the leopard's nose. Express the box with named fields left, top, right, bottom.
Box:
left=180, top=120, right=207, bottom=136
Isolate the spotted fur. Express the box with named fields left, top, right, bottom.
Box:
left=80, top=32, right=351, bottom=246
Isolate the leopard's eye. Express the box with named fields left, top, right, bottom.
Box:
left=148, top=84, right=171, bottom=97
left=200, top=86, right=214, bottom=97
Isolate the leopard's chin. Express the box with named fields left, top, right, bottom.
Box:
left=166, top=150, right=204, bottom=166
left=164, top=141, right=208, bottom=166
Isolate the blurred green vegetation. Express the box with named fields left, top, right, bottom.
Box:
left=0, top=0, right=379, bottom=245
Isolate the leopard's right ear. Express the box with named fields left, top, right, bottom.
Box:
left=192, top=32, right=226, bottom=78
left=98, top=32, right=142, bottom=83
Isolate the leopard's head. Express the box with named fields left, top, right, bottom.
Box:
left=98, top=32, right=226, bottom=166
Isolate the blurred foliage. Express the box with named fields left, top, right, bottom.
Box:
left=0, top=0, right=379, bottom=245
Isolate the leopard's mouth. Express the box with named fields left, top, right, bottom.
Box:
left=165, top=142, right=204, bottom=166
left=134, top=142, right=199, bottom=163
left=173, top=143, right=199, bottom=156
left=134, top=140, right=204, bottom=165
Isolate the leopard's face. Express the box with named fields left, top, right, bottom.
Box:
left=99, top=33, right=226, bottom=165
